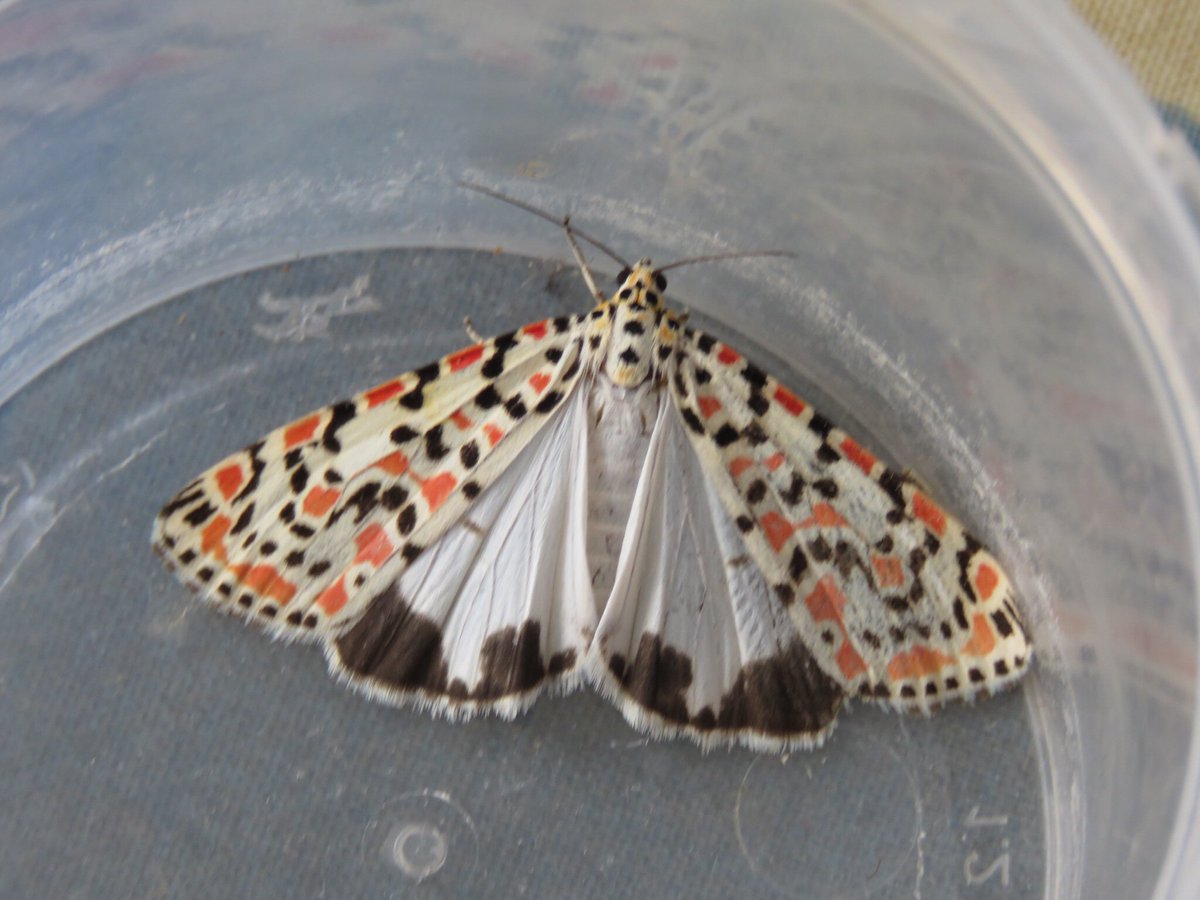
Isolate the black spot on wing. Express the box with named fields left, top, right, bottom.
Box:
left=230, top=503, right=256, bottom=535
left=474, top=384, right=502, bottom=409
left=481, top=331, right=519, bottom=379
left=233, top=441, right=267, bottom=503
left=161, top=487, right=204, bottom=517
left=424, top=425, right=449, bottom=461
left=391, top=424, right=420, bottom=445
left=183, top=501, right=216, bottom=527
left=322, top=401, right=357, bottom=452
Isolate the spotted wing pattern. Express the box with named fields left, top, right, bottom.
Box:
left=668, top=328, right=1031, bottom=712
left=154, top=314, right=586, bottom=647
left=154, top=251, right=1031, bottom=749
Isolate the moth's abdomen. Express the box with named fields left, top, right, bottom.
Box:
left=585, top=377, right=661, bottom=602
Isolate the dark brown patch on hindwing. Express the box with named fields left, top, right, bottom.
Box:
left=334, top=584, right=575, bottom=703
left=608, top=632, right=844, bottom=739
left=334, top=584, right=449, bottom=692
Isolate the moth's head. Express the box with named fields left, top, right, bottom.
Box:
left=613, top=258, right=667, bottom=307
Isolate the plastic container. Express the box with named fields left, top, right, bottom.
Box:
left=2, top=1, right=1198, bottom=897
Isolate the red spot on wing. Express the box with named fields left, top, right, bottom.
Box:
left=729, top=457, right=754, bottom=480
left=200, top=515, right=232, bottom=562
left=697, top=395, right=722, bottom=418
left=963, top=613, right=997, bottom=658
left=303, top=486, right=340, bottom=517
left=805, top=575, right=847, bottom=621
left=215, top=463, right=244, bottom=500
left=799, top=503, right=848, bottom=529
left=522, top=319, right=549, bottom=340
left=421, top=472, right=457, bottom=511
left=887, top=645, right=956, bottom=681
left=529, top=371, right=551, bottom=394
left=284, top=414, right=321, bottom=449
left=484, top=424, right=505, bottom=447
left=354, top=523, right=394, bottom=566
left=912, top=493, right=947, bottom=536
left=872, top=555, right=905, bottom=588
left=717, top=345, right=741, bottom=366
left=450, top=409, right=473, bottom=430
left=975, top=563, right=999, bottom=601
left=365, top=378, right=406, bottom=407
left=773, top=385, right=806, bottom=416
left=804, top=576, right=867, bottom=681
left=759, top=511, right=796, bottom=551
left=448, top=344, right=485, bottom=371
left=764, top=452, right=785, bottom=471
left=316, top=577, right=349, bottom=615
left=837, top=644, right=868, bottom=681
left=236, top=564, right=297, bottom=604
left=840, top=436, right=877, bottom=475
left=375, top=451, right=410, bottom=475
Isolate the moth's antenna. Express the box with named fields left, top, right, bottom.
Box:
left=655, top=250, right=798, bottom=274
left=457, top=181, right=630, bottom=270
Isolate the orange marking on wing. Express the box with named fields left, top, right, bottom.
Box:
left=238, top=564, right=297, bottom=604
left=421, top=472, right=457, bottom=511
left=805, top=575, right=847, bottom=621
left=912, top=492, right=946, bottom=536
left=365, top=378, right=406, bottom=408
left=798, top=503, right=848, bottom=529
left=214, top=463, right=244, bottom=500
left=872, top=555, right=905, bottom=588
left=522, top=319, right=549, bottom=340
left=529, top=371, right=551, bottom=394
left=200, top=515, right=232, bottom=562
left=837, top=643, right=868, bottom=681
left=963, top=613, right=997, bottom=658
left=729, top=456, right=754, bottom=480
left=316, top=577, right=349, bottom=615
left=697, top=395, right=722, bottom=418
left=804, top=577, right=867, bottom=680
left=354, top=523, right=394, bottom=566
left=975, top=563, right=999, bottom=601
left=759, top=511, right=796, bottom=552
left=303, top=486, right=340, bottom=517
left=717, top=345, right=741, bottom=366
left=887, top=645, right=956, bottom=681
left=451, top=409, right=473, bottom=430
left=764, top=452, right=785, bottom=471
left=484, top=424, right=504, bottom=447
left=840, top=437, right=877, bottom=475
left=773, top=385, right=806, bottom=416
left=448, top=343, right=484, bottom=371
left=284, top=414, right=321, bottom=449
left=375, top=451, right=410, bottom=475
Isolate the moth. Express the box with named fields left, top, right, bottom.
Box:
left=154, top=186, right=1031, bottom=752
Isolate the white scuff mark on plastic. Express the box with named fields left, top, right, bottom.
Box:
left=253, top=274, right=381, bottom=343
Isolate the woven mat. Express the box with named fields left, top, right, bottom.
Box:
left=1072, top=0, right=1200, bottom=147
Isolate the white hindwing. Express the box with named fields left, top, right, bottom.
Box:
left=589, top=383, right=844, bottom=752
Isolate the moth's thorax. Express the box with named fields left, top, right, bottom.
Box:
left=597, top=259, right=682, bottom=388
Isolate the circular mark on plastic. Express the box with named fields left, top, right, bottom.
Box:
left=362, top=790, right=478, bottom=892
left=734, top=731, right=922, bottom=897
left=391, top=822, right=449, bottom=880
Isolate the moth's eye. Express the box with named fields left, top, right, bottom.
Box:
left=654, top=272, right=667, bottom=292
left=616, top=267, right=632, bottom=285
